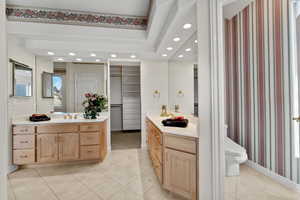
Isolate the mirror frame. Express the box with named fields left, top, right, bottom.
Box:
left=10, top=59, right=33, bottom=97
left=42, top=72, right=54, bottom=98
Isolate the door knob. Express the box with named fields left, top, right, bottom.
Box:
left=293, top=117, right=300, bottom=122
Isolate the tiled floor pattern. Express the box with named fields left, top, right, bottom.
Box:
left=111, top=131, right=141, bottom=150
left=225, top=165, right=300, bottom=200
left=7, top=148, right=300, bottom=200
left=8, top=149, right=184, bottom=200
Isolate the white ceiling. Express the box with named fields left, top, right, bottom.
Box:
left=6, top=0, right=252, bottom=63
left=7, top=0, right=151, bottom=16
left=7, top=0, right=199, bottom=62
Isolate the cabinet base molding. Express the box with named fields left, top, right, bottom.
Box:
left=17, top=159, right=102, bottom=169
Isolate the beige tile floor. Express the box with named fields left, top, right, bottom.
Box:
left=225, top=164, right=300, bottom=200
left=7, top=148, right=300, bottom=200
left=8, top=149, right=185, bottom=200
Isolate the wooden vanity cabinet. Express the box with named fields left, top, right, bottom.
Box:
left=37, top=134, right=58, bottom=163
left=13, top=121, right=107, bottom=165
left=59, top=133, right=80, bottom=161
left=146, top=119, right=198, bottom=200
left=164, top=147, right=197, bottom=200
left=147, top=120, right=163, bottom=183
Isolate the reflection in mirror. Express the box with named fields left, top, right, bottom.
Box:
left=53, top=74, right=65, bottom=111
left=42, top=72, right=53, bottom=98
left=12, top=60, right=32, bottom=97
left=53, top=62, right=106, bottom=113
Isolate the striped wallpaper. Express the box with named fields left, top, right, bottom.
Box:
left=225, top=0, right=300, bottom=184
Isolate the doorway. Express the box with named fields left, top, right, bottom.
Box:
left=110, top=64, right=141, bottom=150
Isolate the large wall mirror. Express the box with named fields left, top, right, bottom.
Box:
left=42, top=72, right=54, bottom=98
left=11, top=59, right=33, bottom=97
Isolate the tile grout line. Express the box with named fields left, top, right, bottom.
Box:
left=7, top=179, right=17, bottom=200
left=71, top=169, right=105, bottom=200
left=34, top=168, right=61, bottom=200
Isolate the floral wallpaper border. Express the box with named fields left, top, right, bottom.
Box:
left=6, top=6, right=148, bottom=30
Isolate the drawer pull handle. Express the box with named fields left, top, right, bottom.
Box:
left=20, top=141, right=29, bottom=144
left=87, top=150, right=93, bottom=153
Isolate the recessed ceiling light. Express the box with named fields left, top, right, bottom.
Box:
left=166, top=47, right=173, bottom=51
left=76, top=58, right=82, bottom=62
left=111, top=54, right=117, bottom=58
left=194, top=40, right=198, bottom=43
left=178, top=54, right=184, bottom=58
left=130, top=54, right=136, bottom=58
left=90, top=53, right=96, bottom=57
left=162, top=54, right=168, bottom=57
left=96, top=59, right=101, bottom=62
left=173, top=37, right=180, bottom=42
left=185, top=48, right=191, bottom=52
left=47, top=51, right=54, bottom=56
left=57, top=58, right=64, bottom=61
left=183, top=23, right=192, bottom=29
left=69, top=52, right=76, bottom=56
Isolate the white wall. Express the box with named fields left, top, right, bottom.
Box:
left=0, top=1, right=8, bottom=199
left=168, top=61, right=194, bottom=115
left=7, top=36, right=36, bottom=172
left=140, top=60, right=169, bottom=147
left=8, top=36, right=36, bottom=117
left=6, top=37, right=54, bottom=172
left=65, top=63, right=106, bottom=113
left=36, top=56, right=54, bottom=113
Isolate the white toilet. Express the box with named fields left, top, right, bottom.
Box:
left=224, top=125, right=248, bottom=176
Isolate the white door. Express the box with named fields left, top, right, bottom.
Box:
left=75, top=73, right=102, bottom=112
left=291, top=2, right=300, bottom=159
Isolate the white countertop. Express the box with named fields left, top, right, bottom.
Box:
left=146, top=114, right=199, bottom=138
left=12, top=116, right=108, bottom=125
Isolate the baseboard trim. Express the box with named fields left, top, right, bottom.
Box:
left=246, top=160, right=300, bottom=192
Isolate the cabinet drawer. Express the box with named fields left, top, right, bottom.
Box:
left=80, top=145, right=100, bottom=160
left=13, top=149, right=35, bottom=164
left=13, top=126, right=35, bottom=135
left=80, top=124, right=101, bottom=132
left=37, top=124, right=78, bottom=133
left=164, top=135, right=197, bottom=154
left=13, top=135, right=35, bottom=149
left=80, top=132, right=100, bottom=145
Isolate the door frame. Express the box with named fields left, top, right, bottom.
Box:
left=197, top=0, right=247, bottom=199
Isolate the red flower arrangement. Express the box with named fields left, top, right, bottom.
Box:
left=82, top=93, right=108, bottom=119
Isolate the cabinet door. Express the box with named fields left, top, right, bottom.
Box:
left=59, top=133, right=79, bottom=161
left=37, top=134, right=58, bottom=163
left=164, top=148, right=197, bottom=200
